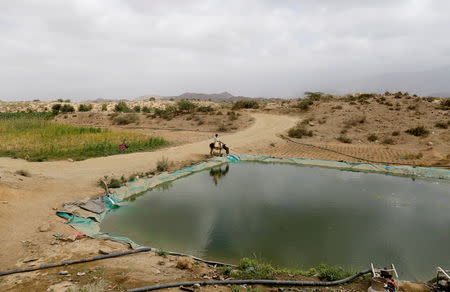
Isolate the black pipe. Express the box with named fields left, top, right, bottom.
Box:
left=125, top=269, right=372, bottom=292
left=0, top=247, right=233, bottom=277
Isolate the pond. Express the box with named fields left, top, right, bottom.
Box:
left=101, top=162, right=450, bottom=281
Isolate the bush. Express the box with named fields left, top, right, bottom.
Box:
left=217, top=123, right=227, bottom=132
left=232, top=100, right=260, bottom=110
left=108, top=178, right=121, bottom=188
left=316, top=264, right=353, bottom=281
left=113, top=114, right=139, bottom=125
left=60, top=104, right=75, bottom=113
left=133, top=105, right=141, bottom=112
left=392, top=131, right=400, bottom=136
left=344, top=115, right=366, bottom=127
left=157, top=157, right=170, bottom=172
left=440, top=98, right=450, bottom=109
left=177, top=99, right=197, bottom=112
left=78, top=104, right=93, bottom=112
left=367, top=134, right=378, bottom=142
left=51, top=104, right=62, bottom=115
left=114, top=101, right=132, bottom=113
left=337, top=136, right=352, bottom=143
left=294, top=100, right=312, bottom=111
left=101, top=104, right=107, bottom=111
left=383, top=137, right=394, bottom=145
left=153, top=105, right=179, bottom=120
left=142, top=106, right=151, bottom=113
left=197, top=105, right=214, bottom=112
left=304, top=91, right=323, bottom=101
left=229, top=111, right=238, bottom=121
left=288, top=125, right=313, bottom=138
left=405, top=126, right=429, bottom=137
left=57, top=98, right=63, bottom=102
left=435, top=121, right=448, bottom=129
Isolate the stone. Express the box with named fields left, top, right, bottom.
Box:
left=193, top=283, right=201, bottom=289
left=427, top=141, right=433, bottom=146
left=67, top=158, right=74, bottom=162
left=38, top=222, right=51, bottom=232
left=98, top=248, right=112, bottom=255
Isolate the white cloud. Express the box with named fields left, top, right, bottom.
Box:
left=0, top=0, right=449, bottom=99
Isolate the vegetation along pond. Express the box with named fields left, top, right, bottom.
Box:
left=101, top=162, right=450, bottom=281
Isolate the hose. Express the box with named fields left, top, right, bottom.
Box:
left=280, top=135, right=450, bottom=169
left=126, top=269, right=372, bottom=292
left=0, top=247, right=233, bottom=277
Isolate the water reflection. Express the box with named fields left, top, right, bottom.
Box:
left=209, top=164, right=230, bottom=185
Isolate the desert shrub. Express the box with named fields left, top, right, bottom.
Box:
left=108, top=178, right=121, bottom=188
left=142, top=106, right=151, bottom=113
left=232, top=100, right=260, bottom=110
left=344, top=115, right=366, bottom=127
left=229, top=111, right=238, bottom=121
left=128, top=174, right=136, bottom=181
left=133, top=105, right=141, bottom=112
left=217, top=123, right=227, bottom=132
left=153, top=105, right=179, bottom=120
left=78, top=104, right=93, bottom=112
left=177, top=99, right=197, bottom=112
left=101, top=103, right=107, bottom=111
left=15, top=170, right=30, bottom=177
left=440, top=98, right=450, bottom=109
left=435, top=121, right=448, bottom=129
left=304, top=91, right=323, bottom=101
left=407, top=104, right=417, bottom=110
left=114, top=101, right=132, bottom=113
left=405, top=126, right=429, bottom=137
left=64, top=99, right=71, bottom=103
left=367, top=134, right=378, bottom=142
left=402, top=153, right=423, bottom=160
left=149, top=97, right=156, bottom=101
left=294, top=100, right=312, bottom=111
left=57, top=98, right=64, bottom=102
left=383, top=137, right=394, bottom=145
left=392, top=131, right=400, bottom=136
left=331, top=105, right=342, bottom=110
left=337, top=136, right=352, bottom=143
left=216, top=111, right=223, bottom=115
left=60, top=104, right=75, bottom=113
left=157, top=156, right=170, bottom=172
left=51, top=104, right=62, bottom=114
left=197, top=120, right=204, bottom=125
left=316, top=264, right=353, bottom=281
left=197, top=105, right=214, bottom=112
left=288, top=123, right=313, bottom=138
left=113, top=113, right=139, bottom=125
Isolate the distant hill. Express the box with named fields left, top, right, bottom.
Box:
left=161, top=91, right=256, bottom=102
left=330, top=66, right=450, bottom=97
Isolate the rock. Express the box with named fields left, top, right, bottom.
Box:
left=176, top=257, right=194, bottom=270
left=98, top=248, right=112, bottom=255
left=59, top=270, right=69, bottom=275
left=67, top=158, right=74, bottom=162
left=23, top=258, right=39, bottom=263
left=38, top=222, right=51, bottom=232
left=1, top=201, right=8, bottom=204
left=308, top=122, right=315, bottom=126
left=193, top=283, right=201, bottom=289
left=427, top=141, right=433, bottom=146
left=50, top=240, right=58, bottom=245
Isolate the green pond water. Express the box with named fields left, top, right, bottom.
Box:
left=101, top=162, right=450, bottom=281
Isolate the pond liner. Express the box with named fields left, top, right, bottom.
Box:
left=56, top=154, right=450, bottom=250
left=125, top=269, right=372, bottom=292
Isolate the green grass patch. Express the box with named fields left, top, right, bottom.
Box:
left=221, top=257, right=356, bottom=281
left=0, top=112, right=169, bottom=161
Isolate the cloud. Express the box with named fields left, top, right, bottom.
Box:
left=0, top=0, right=449, bottom=99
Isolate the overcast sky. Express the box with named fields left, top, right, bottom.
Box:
left=1, top=0, right=450, bottom=100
